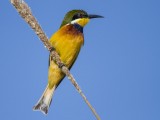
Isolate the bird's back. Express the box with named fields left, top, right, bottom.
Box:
left=48, top=24, right=84, bottom=88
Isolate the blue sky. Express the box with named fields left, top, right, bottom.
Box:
left=0, top=0, right=160, bottom=120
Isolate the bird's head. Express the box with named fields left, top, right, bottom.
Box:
left=60, top=10, right=103, bottom=28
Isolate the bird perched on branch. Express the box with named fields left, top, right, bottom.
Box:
left=33, top=9, right=103, bottom=114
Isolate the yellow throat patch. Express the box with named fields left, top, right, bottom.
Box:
left=71, top=18, right=90, bottom=27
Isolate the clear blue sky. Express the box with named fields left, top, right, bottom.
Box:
left=0, top=0, right=160, bottom=120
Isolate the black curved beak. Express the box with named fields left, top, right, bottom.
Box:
left=88, top=14, right=104, bottom=19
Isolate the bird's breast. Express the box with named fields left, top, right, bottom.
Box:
left=49, top=24, right=84, bottom=67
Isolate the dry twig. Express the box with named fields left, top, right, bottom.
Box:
left=10, top=0, right=101, bottom=120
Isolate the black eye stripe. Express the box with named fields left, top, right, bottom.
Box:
left=72, top=13, right=88, bottom=20
left=72, top=13, right=80, bottom=20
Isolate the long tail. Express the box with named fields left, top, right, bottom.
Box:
left=33, top=84, right=56, bottom=114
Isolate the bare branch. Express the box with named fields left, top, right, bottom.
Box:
left=10, top=0, right=101, bottom=120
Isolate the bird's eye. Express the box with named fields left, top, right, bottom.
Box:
left=72, top=13, right=83, bottom=20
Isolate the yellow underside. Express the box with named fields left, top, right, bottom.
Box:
left=48, top=25, right=84, bottom=89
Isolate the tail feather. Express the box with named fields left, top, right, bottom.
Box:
left=33, top=85, right=56, bottom=114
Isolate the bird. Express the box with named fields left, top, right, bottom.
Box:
left=33, top=9, right=103, bottom=114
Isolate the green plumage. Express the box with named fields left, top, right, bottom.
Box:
left=60, top=10, right=87, bottom=28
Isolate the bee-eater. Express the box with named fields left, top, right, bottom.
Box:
left=33, top=9, right=103, bottom=114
